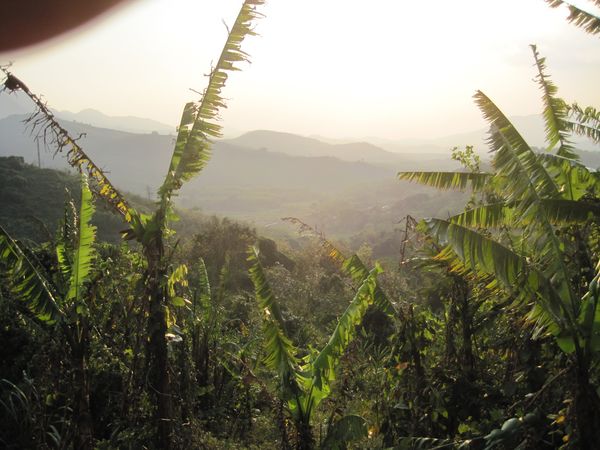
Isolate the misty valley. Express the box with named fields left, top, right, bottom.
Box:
left=2, top=1, right=600, bottom=449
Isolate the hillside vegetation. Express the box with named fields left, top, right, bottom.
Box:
left=1, top=1, right=600, bottom=449
left=0, top=115, right=468, bottom=239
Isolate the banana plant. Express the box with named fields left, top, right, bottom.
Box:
left=545, top=0, right=600, bottom=35
left=398, top=46, right=600, bottom=448
left=1, top=2, right=264, bottom=447
left=133, top=4, right=264, bottom=446
left=247, top=246, right=380, bottom=449
left=0, top=174, right=97, bottom=450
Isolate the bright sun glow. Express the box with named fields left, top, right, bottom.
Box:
left=2, top=0, right=599, bottom=140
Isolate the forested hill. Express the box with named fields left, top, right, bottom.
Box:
left=0, top=115, right=467, bottom=238
left=0, top=115, right=455, bottom=195
left=5, top=113, right=599, bottom=242
left=0, top=156, right=211, bottom=243
left=0, top=156, right=134, bottom=242
left=224, top=129, right=437, bottom=165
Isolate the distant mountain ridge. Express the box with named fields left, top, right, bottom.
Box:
left=0, top=91, right=31, bottom=118
left=225, top=130, right=393, bottom=162
left=0, top=115, right=466, bottom=237
left=5, top=91, right=596, bottom=155
left=224, top=130, right=452, bottom=167
left=0, top=115, right=402, bottom=196
left=0, top=91, right=174, bottom=135
left=55, top=108, right=175, bottom=135
left=365, top=115, right=600, bottom=155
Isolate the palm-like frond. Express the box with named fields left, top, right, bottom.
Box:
left=309, top=265, right=381, bottom=407
left=545, top=0, right=600, bottom=35
left=247, top=246, right=301, bottom=399
left=567, top=103, right=600, bottom=144
left=397, top=171, right=492, bottom=191
left=449, top=203, right=513, bottom=228
left=55, top=198, right=77, bottom=285
left=541, top=199, right=600, bottom=223
left=475, top=90, right=560, bottom=202
left=430, top=219, right=528, bottom=288
left=450, top=199, right=600, bottom=228
left=197, top=257, right=212, bottom=316
left=414, top=49, right=599, bottom=359
left=530, top=45, right=578, bottom=159
left=160, top=102, right=196, bottom=197
left=477, top=90, right=577, bottom=314
left=538, top=152, right=600, bottom=199
left=0, top=69, right=136, bottom=224
left=160, top=0, right=264, bottom=198
left=66, top=175, right=97, bottom=303
left=342, top=255, right=395, bottom=316
left=248, top=244, right=384, bottom=422
left=427, top=218, right=568, bottom=329
left=0, top=226, right=63, bottom=323
left=55, top=243, right=71, bottom=285
left=71, top=150, right=134, bottom=223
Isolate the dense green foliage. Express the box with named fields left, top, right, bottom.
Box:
left=0, top=156, right=132, bottom=243
left=2, top=2, right=600, bottom=450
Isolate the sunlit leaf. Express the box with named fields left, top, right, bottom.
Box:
left=398, top=171, right=491, bottom=191
left=66, top=174, right=97, bottom=304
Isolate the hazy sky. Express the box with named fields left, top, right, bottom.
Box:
left=2, top=0, right=599, bottom=140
